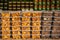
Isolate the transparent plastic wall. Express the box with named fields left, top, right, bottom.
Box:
left=0, top=10, right=60, bottom=40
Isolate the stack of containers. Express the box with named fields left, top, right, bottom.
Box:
left=11, top=11, right=21, bottom=39
left=39, top=0, right=42, bottom=10
left=22, top=11, right=31, bottom=39
left=41, top=11, right=53, bottom=38
left=42, top=0, right=46, bottom=10
left=51, top=0, right=55, bottom=10
left=2, top=12, right=10, bottom=40
left=32, top=11, right=42, bottom=39
left=47, top=0, right=50, bottom=10
left=52, top=11, right=60, bottom=38
left=34, top=0, right=39, bottom=10
left=56, top=0, right=60, bottom=10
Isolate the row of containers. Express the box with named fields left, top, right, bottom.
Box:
left=34, top=0, right=60, bottom=10
left=0, top=0, right=60, bottom=10
left=0, top=10, right=60, bottom=40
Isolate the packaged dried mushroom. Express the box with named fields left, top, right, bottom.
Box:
left=2, top=12, right=10, bottom=39
left=22, top=17, right=30, bottom=21
left=11, top=11, right=20, bottom=39
left=35, top=0, right=39, bottom=2
left=42, top=31, right=50, bottom=38
left=42, top=26, right=51, bottom=38
left=54, top=11, right=60, bottom=17
left=54, top=17, right=60, bottom=21
left=32, top=21, right=41, bottom=27
left=53, top=21, right=60, bottom=26
left=43, top=11, right=53, bottom=16
left=52, top=26, right=60, bottom=38
left=32, top=17, right=41, bottom=21
left=42, top=26, right=51, bottom=31
left=22, top=11, right=31, bottom=17
left=32, top=11, right=42, bottom=17
left=32, top=23, right=40, bottom=39
left=32, top=31, right=40, bottom=39
left=42, top=21, right=51, bottom=26
left=52, top=26, right=60, bottom=34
